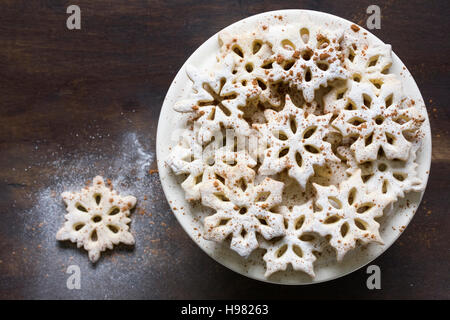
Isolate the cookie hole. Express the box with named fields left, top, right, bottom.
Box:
left=324, top=215, right=341, bottom=224
left=289, top=117, right=297, bottom=134
left=283, top=218, right=289, bottom=229
left=368, top=55, right=379, bottom=67
left=283, top=60, right=295, bottom=71
left=240, top=228, right=247, bottom=238
left=295, top=215, right=305, bottom=230
left=252, top=40, right=262, bottom=54
left=73, top=223, right=85, bottom=231
left=305, top=68, right=312, bottom=82
left=348, top=188, right=356, bottom=205
left=239, top=207, right=248, bottom=215
left=299, top=234, right=315, bottom=242
left=207, top=107, right=216, bottom=120
left=328, top=196, right=342, bottom=209
left=241, top=80, right=247, bottom=86
left=361, top=161, right=373, bottom=170
left=91, top=229, right=98, bottom=242
left=276, top=244, right=288, bottom=258
left=232, top=45, right=244, bottom=58
left=92, top=215, right=102, bottom=223
left=278, top=148, right=290, bottom=158
left=304, top=145, right=320, bottom=154
left=295, top=152, right=303, bottom=167
left=365, top=133, right=373, bottom=146
left=245, top=63, right=254, bottom=73
left=256, top=192, right=270, bottom=202
left=385, top=94, right=393, bottom=107
left=281, top=39, right=296, bottom=51
left=317, top=36, right=330, bottom=49
left=382, top=180, right=389, bottom=193
left=378, top=163, right=387, bottom=172
left=393, top=173, right=406, bottom=181
left=336, top=88, right=347, bottom=100
left=349, top=117, right=366, bottom=126
left=385, top=133, right=395, bottom=144
left=259, top=218, right=268, bottom=225
left=353, top=74, right=361, bottom=82
left=293, top=244, right=303, bottom=257
left=195, top=173, right=203, bottom=185
left=357, top=204, right=373, bottom=214
left=317, top=62, right=329, bottom=71
left=374, top=116, right=385, bottom=125
left=237, top=178, right=247, bottom=192
left=370, top=79, right=383, bottom=89
left=354, top=219, right=367, bottom=230
left=76, top=204, right=88, bottom=212
left=302, top=49, right=312, bottom=61
left=219, top=219, right=230, bottom=226
left=275, top=131, right=288, bottom=141
left=95, top=194, right=102, bottom=205
left=261, top=61, right=273, bottom=69
left=303, top=126, right=317, bottom=139
left=300, top=28, right=309, bottom=43
left=362, top=174, right=373, bottom=182
left=348, top=49, right=355, bottom=62
left=381, top=64, right=391, bottom=74
left=363, top=94, right=372, bottom=108
left=227, top=159, right=237, bottom=167
left=232, top=136, right=238, bottom=152
left=215, top=173, right=225, bottom=185
left=257, top=79, right=267, bottom=90
left=345, top=101, right=356, bottom=110
left=393, top=117, right=407, bottom=125
left=109, top=207, right=120, bottom=215
left=108, top=225, right=119, bottom=233
left=340, top=222, right=349, bottom=237
left=214, top=193, right=230, bottom=202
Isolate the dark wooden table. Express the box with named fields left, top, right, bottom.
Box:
left=0, top=0, right=448, bottom=299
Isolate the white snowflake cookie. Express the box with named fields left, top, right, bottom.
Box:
left=261, top=201, right=321, bottom=277
left=201, top=151, right=285, bottom=258
left=255, top=96, right=339, bottom=188
left=331, top=77, right=424, bottom=163
left=166, top=129, right=205, bottom=201
left=56, top=176, right=137, bottom=262
left=305, top=170, right=393, bottom=261
left=338, top=145, right=424, bottom=201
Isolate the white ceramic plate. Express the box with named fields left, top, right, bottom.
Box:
left=156, top=9, right=431, bottom=284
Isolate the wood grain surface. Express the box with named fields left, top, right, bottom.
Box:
left=0, top=0, right=448, bottom=299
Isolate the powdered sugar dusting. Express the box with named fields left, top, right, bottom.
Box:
left=21, top=131, right=158, bottom=260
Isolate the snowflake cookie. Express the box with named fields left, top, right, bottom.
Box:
left=261, top=201, right=321, bottom=277
left=201, top=151, right=285, bottom=258
left=331, top=77, right=424, bottom=163
left=265, top=24, right=348, bottom=102
left=56, top=176, right=137, bottom=262
left=338, top=145, right=423, bottom=201
left=174, top=55, right=258, bottom=144
left=305, top=170, right=393, bottom=261
left=166, top=129, right=205, bottom=201
left=255, top=96, right=339, bottom=188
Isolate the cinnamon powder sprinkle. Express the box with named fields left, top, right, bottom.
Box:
left=351, top=24, right=360, bottom=32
